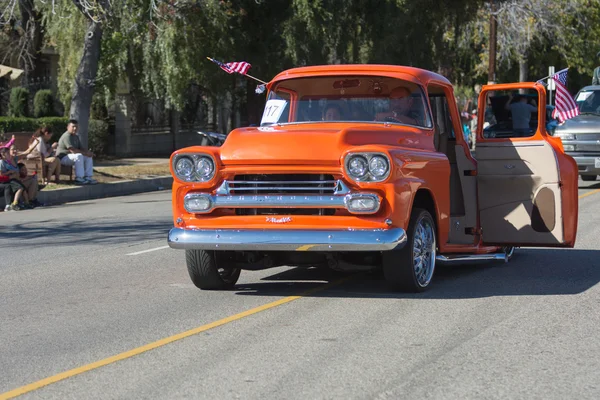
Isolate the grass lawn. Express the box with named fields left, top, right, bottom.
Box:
left=41, top=162, right=171, bottom=191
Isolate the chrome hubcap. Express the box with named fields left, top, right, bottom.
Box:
left=413, top=216, right=436, bottom=287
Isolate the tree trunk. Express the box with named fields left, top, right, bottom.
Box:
left=69, top=20, right=103, bottom=150
left=18, top=0, right=43, bottom=74
left=519, top=57, right=528, bottom=82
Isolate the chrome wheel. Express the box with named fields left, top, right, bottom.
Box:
left=382, top=208, right=437, bottom=292
left=413, top=215, right=436, bottom=287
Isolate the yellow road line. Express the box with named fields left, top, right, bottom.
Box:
left=0, top=276, right=352, bottom=400
left=579, top=188, right=600, bottom=199
left=296, top=244, right=317, bottom=251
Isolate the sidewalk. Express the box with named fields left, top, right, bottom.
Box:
left=1, top=157, right=173, bottom=210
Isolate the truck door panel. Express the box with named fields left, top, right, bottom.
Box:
left=475, top=82, right=577, bottom=247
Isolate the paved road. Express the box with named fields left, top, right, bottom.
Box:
left=1, top=180, right=600, bottom=399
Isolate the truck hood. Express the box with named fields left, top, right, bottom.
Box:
left=555, top=114, right=600, bottom=134
left=218, top=124, right=426, bottom=165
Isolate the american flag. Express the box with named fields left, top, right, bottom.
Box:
left=551, top=68, right=580, bottom=123
left=208, top=57, right=251, bottom=75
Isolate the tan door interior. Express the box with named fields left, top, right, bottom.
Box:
left=476, top=140, right=564, bottom=245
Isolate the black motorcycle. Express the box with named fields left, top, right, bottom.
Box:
left=197, top=131, right=227, bottom=146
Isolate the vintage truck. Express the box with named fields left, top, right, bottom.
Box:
left=167, top=65, right=579, bottom=292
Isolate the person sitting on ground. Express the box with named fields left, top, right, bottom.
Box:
left=0, top=147, right=29, bottom=210
left=56, top=119, right=97, bottom=185
left=27, top=127, right=61, bottom=184
left=17, top=162, right=41, bottom=207
left=322, top=104, right=344, bottom=121
left=374, top=86, right=419, bottom=125
left=505, top=93, right=537, bottom=136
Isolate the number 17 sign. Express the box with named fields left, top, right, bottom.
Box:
left=260, top=99, right=288, bottom=125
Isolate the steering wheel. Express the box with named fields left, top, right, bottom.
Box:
left=384, top=116, right=401, bottom=123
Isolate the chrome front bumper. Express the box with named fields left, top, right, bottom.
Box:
left=571, top=155, right=600, bottom=175
left=167, top=227, right=407, bottom=252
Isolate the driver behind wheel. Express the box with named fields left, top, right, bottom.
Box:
left=375, top=86, right=418, bottom=125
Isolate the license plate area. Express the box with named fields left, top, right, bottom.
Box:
left=595, top=157, right=600, bottom=168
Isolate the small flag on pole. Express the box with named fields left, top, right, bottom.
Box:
left=550, top=68, right=580, bottom=123
left=207, top=57, right=251, bottom=75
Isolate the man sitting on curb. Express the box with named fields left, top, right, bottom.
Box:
left=56, top=119, right=97, bottom=185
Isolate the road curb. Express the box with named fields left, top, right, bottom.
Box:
left=1, top=176, right=173, bottom=209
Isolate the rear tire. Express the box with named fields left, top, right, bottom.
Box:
left=581, top=175, right=597, bottom=182
left=383, top=208, right=437, bottom=292
left=185, top=250, right=241, bottom=290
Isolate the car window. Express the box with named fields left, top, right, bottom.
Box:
left=261, top=75, right=433, bottom=129
left=482, top=89, right=540, bottom=138
left=576, top=90, right=600, bottom=114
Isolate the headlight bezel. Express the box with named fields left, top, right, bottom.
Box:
left=172, top=153, right=217, bottom=182
left=344, top=152, right=392, bottom=182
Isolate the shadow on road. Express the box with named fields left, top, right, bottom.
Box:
left=233, top=248, right=600, bottom=299
left=0, top=219, right=170, bottom=248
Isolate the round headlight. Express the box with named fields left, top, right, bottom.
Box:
left=175, top=156, right=194, bottom=179
left=369, top=155, right=389, bottom=178
left=195, top=157, right=214, bottom=180
left=347, top=155, right=369, bottom=178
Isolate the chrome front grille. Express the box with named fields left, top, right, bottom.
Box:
left=224, top=174, right=338, bottom=216
left=574, top=143, right=600, bottom=152
left=225, top=174, right=337, bottom=195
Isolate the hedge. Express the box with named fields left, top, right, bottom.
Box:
left=0, top=117, right=110, bottom=155
left=33, top=90, right=55, bottom=118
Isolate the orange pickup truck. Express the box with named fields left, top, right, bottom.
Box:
left=167, top=65, right=578, bottom=292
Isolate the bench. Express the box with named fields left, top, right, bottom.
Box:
left=9, top=132, right=73, bottom=183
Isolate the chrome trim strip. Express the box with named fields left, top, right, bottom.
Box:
left=168, top=227, right=407, bottom=251
left=436, top=253, right=507, bottom=263
left=183, top=192, right=380, bottom=214
left=216, top=179, right=349, bottom=195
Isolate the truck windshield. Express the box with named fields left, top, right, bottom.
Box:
left=576, top=89, right=600, bottom=115
left=260, top=75, right=433, bottom=129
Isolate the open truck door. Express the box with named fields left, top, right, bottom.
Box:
left=475, top=82, right=578, bottom=247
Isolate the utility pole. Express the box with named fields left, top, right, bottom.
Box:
left=488, top=0, right=497, bottom=84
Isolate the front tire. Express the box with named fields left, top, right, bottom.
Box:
left=383, top=208, right=437, bottom=292
left=185, top=250, right=241, bottom=290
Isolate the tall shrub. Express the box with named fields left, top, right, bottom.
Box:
left=8, top=88, right=29, bottom=117
left=34, top=90, right=55, bottom=117
left=88, top=120, right=110, bottom=155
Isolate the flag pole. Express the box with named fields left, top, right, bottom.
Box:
left=536, top=67, right=569, bottom=85
left=206, top=57, right=268, bottom=84
left=244, top=74, right=268, bottom=85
